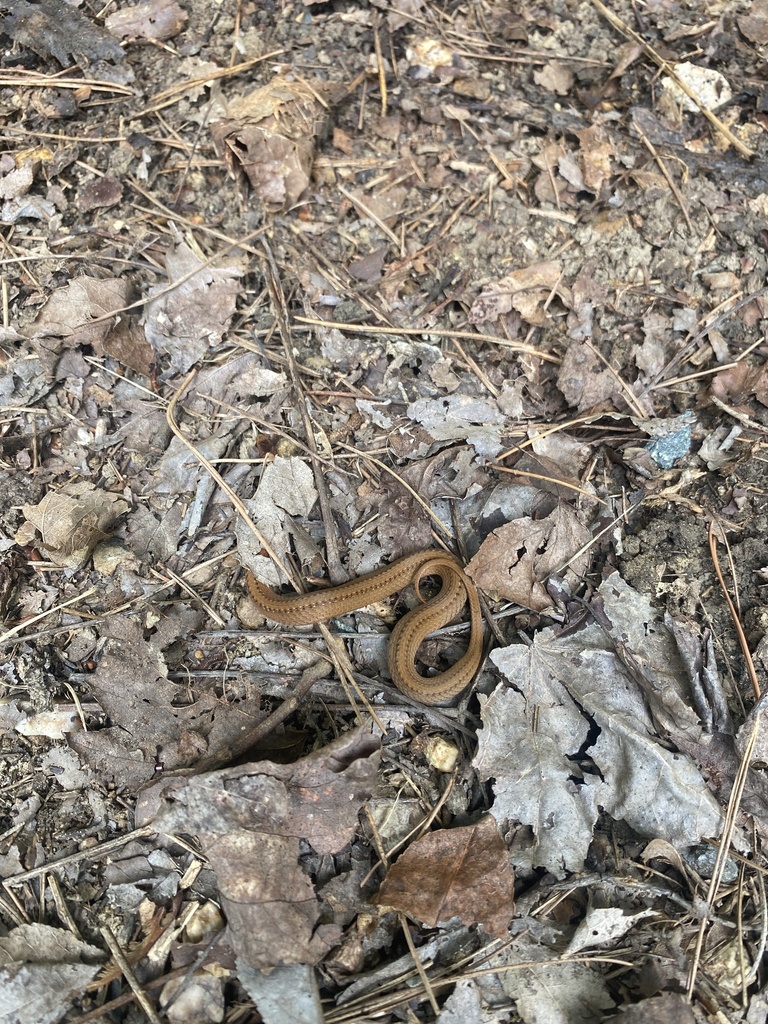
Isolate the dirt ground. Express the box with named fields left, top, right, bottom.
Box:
left=1, top=0, right=768, bottom=1021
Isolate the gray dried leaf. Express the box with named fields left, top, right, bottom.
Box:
left=474, top=574, right=725, bottom=875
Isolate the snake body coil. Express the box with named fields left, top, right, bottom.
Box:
left=246, top=551, right=482, bottom=704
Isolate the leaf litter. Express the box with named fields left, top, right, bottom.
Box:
left=0, top=0, right=767, bottom=1021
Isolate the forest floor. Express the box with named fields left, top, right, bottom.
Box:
left=1, top=0, right=768, bottom=1021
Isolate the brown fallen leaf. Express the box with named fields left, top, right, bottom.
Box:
left=375, top=815, right=514, bottom=938
left=105, top=0, right=187, bottom=41
left=577, top=125, right=614, bottom=194
left=466, top=506, right=591, bottom=612
left=136, top=728, right=380, bottom=969
left=210, top=78, right=330, bottom=211
left=25, top=276, right=132, bottom=367
left=469, top=259, right=564, bottom=325
left=68, top=611, right=272, bottom=789
left=556, top=339, right=623, bottom=411
left=711, top=361, right=768, bottom=408
left=77, top=176, right=123, bottom=212
left=16, top=482, right=129, bottom=569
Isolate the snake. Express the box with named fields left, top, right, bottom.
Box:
left=246, top=550, right=482, bottom=704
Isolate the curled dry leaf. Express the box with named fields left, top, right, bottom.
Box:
left=375, top=815, right=514, bottom=938
left=211, top=78, right=330, bottom=210
left=16, top=482, right=129, bottom=569
left=469, top=259, right=563, bottom=325
left=466, top=506, right=591, bottom=612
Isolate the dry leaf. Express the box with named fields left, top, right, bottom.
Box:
left=238, top=455, right=319, bottom=588
left=565, top=906, right=658, bottom=955
left=577, top=125, right=614, bottom=194
left=77, top=176, right=123, bottom=212
left=466, top=506, right=591, bottom=612
left=557, top=339, right=623, bottom=411
left=211, top=78, right=329, bottom=210
left=17, top=482, right=129, bottom=568
left=142, top=238, right=244, bottom=373
left=739, top=0, right=768, bottom=45
left=533, top=61, right=573, bottom=96
left=105, top=0, right=187, bottom=41
left=375, top=815, right=514, bottom=937
left=0, top=924, right=104, bottom=1024
left=136, top=728, right=380, bottom=969
left=469, top=260, right=563, bottom=325
left=406, top=393, right=506, bottom=458
left=712, top=361, right=768, bottom=407
left=68, top=611, right=261, bottom=787
left=473, top=571, right=726, bottom=876
left=486, top=939, right=615, bottom=1022
left=26, top=276, right=131, bottom=357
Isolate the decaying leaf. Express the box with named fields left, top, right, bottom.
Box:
left=0, top=924, right=104, bottom=1024
left=0, top=163, right=33, bottom=200
left=406, top=393, right=506, bottom=458
left=238, top=455, right=320, bottom=588
left=486, top=939, right=615, bottom=1023
left=142, top=237, right=244, bottom=373
left=375, top=815, right=514, bottom=937
left=210, top=78, right=330, bottom=210
left=76, top=176, right=123, bottom=212
left=68, top=612, right=264, bottom=788
left=739, top=1, right=768, bottom=45
left=557, top=339, right=623, bottom=411
left=660, top=61, right=733, bottom=115
left=0, top=0, right=124, bottom=67
left=711, top=360, right=768, bottom=408
left=533, top=61, right=573, bottom=97
left=466, top=506, right=591, bottom=612
left=469, top=260, right=564, bottom=326
left=25, top=276, right=132, bottom=365
left=16, top=482, right=129, bottom=568
left=565, top=905, right=658, bottom=955
left=136, top=728, right=380, bottom=969
left=105, top=0, right=187, bottom=41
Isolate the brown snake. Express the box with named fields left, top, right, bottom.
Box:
left=246, top=551, right=482, bottom=704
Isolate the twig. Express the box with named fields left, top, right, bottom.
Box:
left=686, top=524, right=763, bottom=998
left=294, top=315, right=560, bottom=363
left=3, top=827, right=156, bottom=887
left=635, top=125, right=693, bottom=234
left=0, top=587, right=97, bottom=646
left=399, top=913, right=441, bottom=1016
left=590, top=0, right=755, bottom=159
left=101, top=926, right=164, bottom=1024
left=260, top=239, right=347, bottom=585
left=639, top=286, right=768, bottom=394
